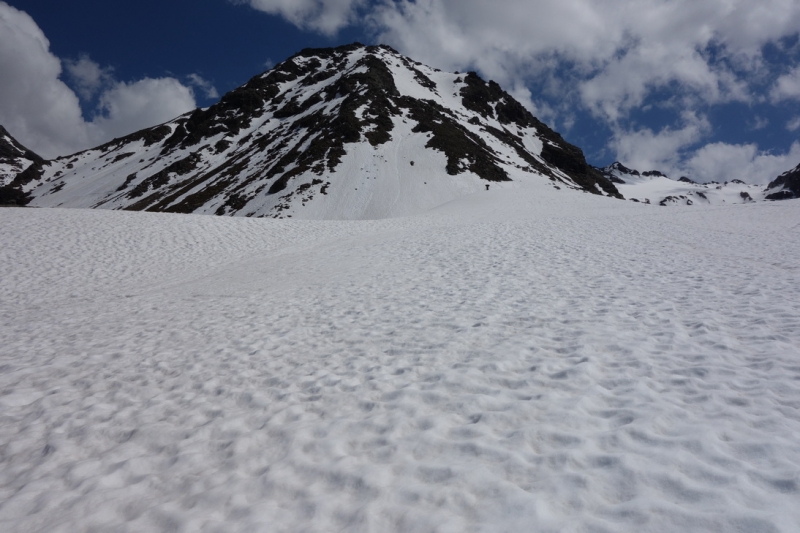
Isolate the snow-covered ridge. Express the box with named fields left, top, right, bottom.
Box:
left=8, top=43, right=620, bottom=219
left=598, top=161, right=771, bottom=206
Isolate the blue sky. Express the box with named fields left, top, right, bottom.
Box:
left=2, top=0, right=800, bottom=183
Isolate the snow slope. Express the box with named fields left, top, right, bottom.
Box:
left=1, top=186, right=799, bottom=532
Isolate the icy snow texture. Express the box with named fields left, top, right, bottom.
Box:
left=1, top=186, right=799, bottom=532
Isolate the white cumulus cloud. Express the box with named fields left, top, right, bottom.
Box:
left=64, top=55, right=114, bottom=100
left=0, top=1, right=198, bottom=159
left=609, top=112, right=711, bottom=172
left=771, top=66, right=800, bottom=102
left=680, top=141, right=800, bottom=184
left=187, top=74, right=220, bottom=100
left=609, top=114, right=800, bottom=184
left=93, top=78, right=196, bottom=142
left=0, top=2, right=91, bottom=157
left=233, top=0, right=365, bottom=35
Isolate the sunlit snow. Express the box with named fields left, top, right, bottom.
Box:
left=1, top=185, right=799, bottom=532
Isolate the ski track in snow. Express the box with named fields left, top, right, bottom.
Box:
left=1, top=190, right=800, bottom=533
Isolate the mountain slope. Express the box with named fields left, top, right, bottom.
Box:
left=0, top=126, right=41, bottom=206
left=598, top=162, right=768, bottom=206
left=13, top=44, right=619, bottom=219
left=765, top=162, right=800, bottom=200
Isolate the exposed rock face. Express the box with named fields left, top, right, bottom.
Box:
left=9, top=44, right=619, bottom=219
left=0, top=126, right=42, bottom=206
left=765, top=163, right=800, bottom=200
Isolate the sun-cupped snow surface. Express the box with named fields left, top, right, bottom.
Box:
left=1, top=187, right=799, bottom=533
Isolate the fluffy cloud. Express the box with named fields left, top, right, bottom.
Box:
left=771, top=66, right=800, bottom=102
left=610, top=115, right=800, bottom=184
left=0, top=2, right=198, bottom=159
left=64, top=56, right=114, bottom=100
left=187, top=74, right=220, bottom=100
left=681, top=141, right=800, bottom=184
left=0, top=2, right=91, bottom=157
left=234, top=0, right=365, bottom=35
left=609, top=112, right=711, bottom=172
left=93, top=79, right=196, bottom=142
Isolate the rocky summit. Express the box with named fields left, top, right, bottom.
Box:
left=7, top=43, right=620, bottom=219
left=0, top=126, right=42, bottom=206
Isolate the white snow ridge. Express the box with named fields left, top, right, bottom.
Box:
left=1, top=184, right=799, bottom=533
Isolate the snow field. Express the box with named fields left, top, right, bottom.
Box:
left=1, top=189, right=799, bottom=532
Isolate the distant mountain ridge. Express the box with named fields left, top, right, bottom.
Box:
left=4, top=43, right=621, bottom=219
left=596, top=161, right=794, bottom=206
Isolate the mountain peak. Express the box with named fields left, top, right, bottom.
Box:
left=11, top=43, right=620, bottom=219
